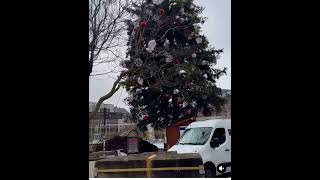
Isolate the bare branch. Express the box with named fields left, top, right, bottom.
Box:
left=89, top=70, right=129, bottom=120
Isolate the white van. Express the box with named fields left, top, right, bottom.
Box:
left=168, top=119, right=231, bottom=177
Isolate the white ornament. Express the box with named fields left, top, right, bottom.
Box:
left=196, top=37, right=203, bottom=44
left=140, top=96, right=144, bottom=100
left=191, top=101, right=197, bottom=107
left=183, top=102, right=187, bottom=108
left=136, top=89, right=142, bottom=94
left=163, top=39, right=170, bottom=49
left=180, top=8, right=185, bottom=14
left=168, top=98, right=172, bottom=102
left=176, top=16, right=180, bottom=19
left=179, top=70, right=186, bottom=74
left=166, top=54, right=173, bottom=63
left=153, top=15, right=160, bottom=22
left=146, top=39, right=157, bottom=53
left=137, top=78, right=143, bottom=85
left=173, top=89, right=180, bottom=94
left=203, top=74, right=208, bottom=79
left=169, top=3, right=173, bottom=10
left=146, top=9, right=152, bottom=15
left=134, top=58, right=143, bottom=66
left=192, top=53, right=197, bottom=58
left=152, top=0, right=164, bottom=5
left=201, top=60, right=209, bottom=65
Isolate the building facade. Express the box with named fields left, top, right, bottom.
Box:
left=89, top=102, right=131, bottom=143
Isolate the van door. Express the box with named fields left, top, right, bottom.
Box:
left=208, top=127, right=231, bottom=174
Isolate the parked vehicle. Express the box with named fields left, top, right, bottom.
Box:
left=168, top=119, right=231, bottom=177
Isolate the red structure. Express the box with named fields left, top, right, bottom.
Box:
left=165, top=118, right=195, bottom=149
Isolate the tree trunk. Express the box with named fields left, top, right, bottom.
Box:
left=89, top=71, right=128, bottom=120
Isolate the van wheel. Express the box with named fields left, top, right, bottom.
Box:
left=205, top=166, right=216, bottom=177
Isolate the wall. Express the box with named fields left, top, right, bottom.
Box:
left=166, top=126, right=180, bottom=148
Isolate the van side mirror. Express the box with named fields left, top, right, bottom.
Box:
left=210, top=137, right=220, bottom=149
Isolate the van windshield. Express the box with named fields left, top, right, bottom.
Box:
left=178, top=127, right=213, bottom=145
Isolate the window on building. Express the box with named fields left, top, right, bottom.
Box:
left=228, top=129, right=231, bottom=136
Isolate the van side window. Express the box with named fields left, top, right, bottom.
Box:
left=210, top=128, right=226, bottom=148
left=228, top=129, right=231, bottom=136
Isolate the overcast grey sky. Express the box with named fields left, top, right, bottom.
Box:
left=89, top=0, right=231, bottom=110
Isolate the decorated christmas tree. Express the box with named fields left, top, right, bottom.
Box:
left=121, top=0, right=227, bottom=131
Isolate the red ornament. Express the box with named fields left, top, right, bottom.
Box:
left=163, top=94, right=171, bottom=100
left=140, top=21, right=148, bottom=28
left=174, top=59, right=180, bottom=64
left=178, top=97, right=184, bottom=104
left=184, top=29, right=192, bottom=35
left=159, top=9, right=165, bottom=15
left=143, top=115, right=150, bottom=121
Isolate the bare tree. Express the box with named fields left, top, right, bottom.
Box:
left=89, top=0, right=130, bottom=76
left=89, top=0, right=133, bottom=120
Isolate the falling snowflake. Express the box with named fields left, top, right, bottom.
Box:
left=196, top=37, right=202, bottom=44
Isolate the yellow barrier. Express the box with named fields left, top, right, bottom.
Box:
left=96, top=153, right=205, bottom=178
left=146, top=154, right=157, bottom=178
left=96, top=165, right=205, bottom=173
